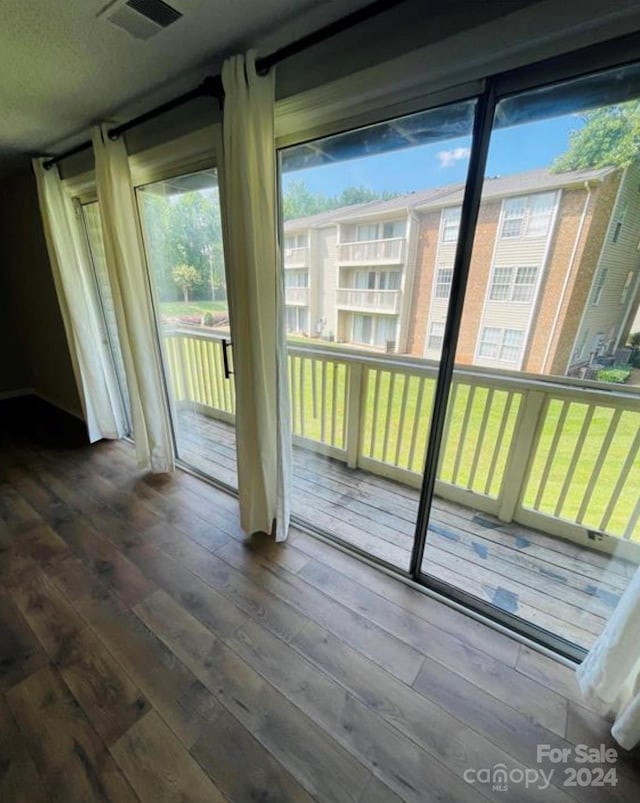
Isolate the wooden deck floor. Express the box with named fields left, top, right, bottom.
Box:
left=175, top=409, right=636, bottom=651
left=2, top=408, right=640, bottom=801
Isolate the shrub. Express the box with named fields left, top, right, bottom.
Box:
left=202, top=312, right=215, bottom=326
left=596, top=367, right=631, bottom=384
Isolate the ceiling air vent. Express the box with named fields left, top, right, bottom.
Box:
left=100, top=0, right=183, bottom=40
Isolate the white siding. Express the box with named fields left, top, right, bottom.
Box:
left=571, top=163, right=640, bottom=368
left=474, top=191, right=560, bottom=370
left=423, top=206, right=460, bottom=360
left=318, top=227, right=338, bottom=336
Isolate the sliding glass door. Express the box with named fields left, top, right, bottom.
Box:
left=278, top=99, right=477, bottom=571
left=278, top=58, right=640, bottom=658
left=137, top=169, right=237, bottom=488
left=79, top=201, right=132, bottom=432
left=418, top=62, right=640, bottom=655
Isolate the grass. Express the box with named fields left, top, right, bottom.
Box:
left=165, top=331, right=640, bottom=542
left=287, top=359, right=640, bottom=541
left=160, top=300, right=228, bottom=317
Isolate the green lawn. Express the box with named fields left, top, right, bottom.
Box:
left=165, top=332, right=640, bottom=542
left=288, top=360, right=640, bottom=541
left=160, top=300, right=228, bottom=317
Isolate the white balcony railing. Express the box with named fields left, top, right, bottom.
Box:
left=338, top=237, right=405, bottom=264
left=285, top=287, right=309, bottom=306
left=336, top=288, right=401, bottom=313
left=163, top=327, right=640, bottom=560
left=283, top=246, right=309, bottom=267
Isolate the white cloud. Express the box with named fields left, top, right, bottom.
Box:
left=437, top=147, right=470, bottom=167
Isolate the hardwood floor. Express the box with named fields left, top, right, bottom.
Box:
left=175, top=409, right=635, bottom=650
left=1, top=415, right=639, bottom=801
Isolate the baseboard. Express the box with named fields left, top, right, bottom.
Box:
left=0, top=387, right=34, bottom=401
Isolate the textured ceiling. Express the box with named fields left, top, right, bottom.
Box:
left=0, top=0, right=372, bottom=171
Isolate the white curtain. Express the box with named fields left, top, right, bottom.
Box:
left=92, top=125, right=175, bottom=473
left=221, top=51, right=291, bottom=540
left=32, top=159, right=127, bottom=442
left=577, top=565, right=640, bottom=749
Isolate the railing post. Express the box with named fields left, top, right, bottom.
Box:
left=346, top=362, right=364, bottom=469
left=497, top=389, right=545, bottom=523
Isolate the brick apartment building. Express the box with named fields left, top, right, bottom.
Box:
left=283, top=164, right=640, bottom=377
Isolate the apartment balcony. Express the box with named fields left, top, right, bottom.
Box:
left=338, top=237, right=405, bottom=265
left=163, top=328, right=640, bottom=650
left=285, top=287, right=309, bottom=306
left=336, top=288, right=401, bottom=313
left=283, top=246, right=309, bottom=267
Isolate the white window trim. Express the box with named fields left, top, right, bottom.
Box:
left=477, top=326, right=525, bottom=363
left=427, top=321, right=446, bottom=352
left=488, top=265, right=538, bottom=303
left=591, top=267, right=608, bottom=306
left=440, top=207, right=461, bottom=244
left=499, top=192, right=555, bottom=241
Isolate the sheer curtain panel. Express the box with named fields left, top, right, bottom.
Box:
left=577, top=566, right=640, bottom=749
left=221, top=52, right=291, bottom=540
left=92, top=125, right=175, bottom=473
left=32, top=158, right=127, bottom=442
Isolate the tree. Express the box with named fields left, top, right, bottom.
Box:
left=552, top=100, right=640, bottom=172
left=172, top=264, right=202, bottom=302
left=282, top=180, right=401, bottom=220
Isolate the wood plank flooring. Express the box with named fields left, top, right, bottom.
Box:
left=1, top=420, right=639, bottom=801
left=175, top=409, right=636, bottom=650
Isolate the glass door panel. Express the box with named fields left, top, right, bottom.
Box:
left=137, top=170, right=237, bottom=489
left=279, top=99, right=477, bottom=571
left=419, top=62, right=640, bottom=654
left=80, top=201, right=132, bottom=432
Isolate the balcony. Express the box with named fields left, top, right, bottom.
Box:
left=336, top=288, right=401, bottom=313
left=283, top=246, right=309, bottom=267
left=163, top=328, right=640, bottom=650
left=285, top=287, right=309, bottom=306
left=338, top=237, right=405, bottom=265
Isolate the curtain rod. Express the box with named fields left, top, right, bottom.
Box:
left=42, top=0, right=408, bottom=170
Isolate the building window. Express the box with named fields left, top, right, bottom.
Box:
left=501, top=199, right=526, bottom=238
left=353, top=220, right=406, bottom=242
left=441, top=207, right=461, bottom=243
left=352, top=314, right=397, bottom=348
left=284, top=234, right=307, bottom=249
left=500, top=192, right=555, bottom=239
left=479, top=327, right=524, bottom=363
left=353, top=270, right=401, bottom=290
left=383, top=220, right=405, bottom=239
left=489, top=266, right=538, bottom=302
left=286, top=306, right=309, bottom=333
left=527, top=194, right=555, bottom=237
left=612, top=221, right=623, bottom=243
left=621, top=271, right=635, bottom=305
left=284, top=269, right=308, bottom=288
left=434, top=267, right=453, bottom=299
left=356, top=224, right=378, bottom=242
left=352, top=314, right=373, bottom=344
left=512, top=266, right=539, bottom=302
left=428, top=321, right=445, bottom=351
left=489, top=267, right=512, bottom=301
left=575, top=328, right=590, bottom=361
left=612, top=204, right=627, bottom=243
left=591, top=267, right=608, bottom=305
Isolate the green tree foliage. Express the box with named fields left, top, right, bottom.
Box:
left=172, top=264, right=202, bottom=302
left=282, top=180, right=401, bottom=220
left=141, top=181, right=402, bottom=302
left=141, top=189, right=225, bottom=303
left=552, top=100, right=640, bottom=172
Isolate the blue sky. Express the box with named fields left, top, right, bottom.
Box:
left=282, top=115, right=581, bottom=196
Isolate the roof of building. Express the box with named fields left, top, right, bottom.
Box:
left=283, top=165, right=617, bottom=232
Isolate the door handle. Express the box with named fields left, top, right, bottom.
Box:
left=221, top=338, right=233, bottom=379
